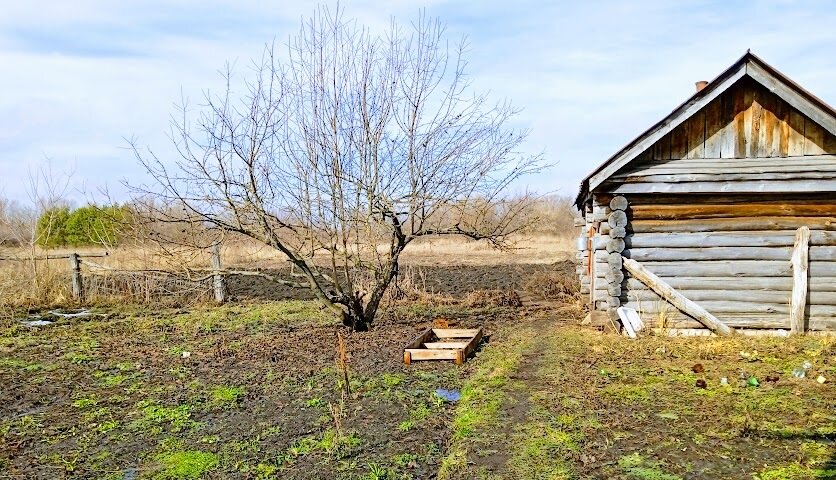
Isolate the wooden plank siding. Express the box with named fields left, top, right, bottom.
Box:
left=602, top=78, right=836, bottom=196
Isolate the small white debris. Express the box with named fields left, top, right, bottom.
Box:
left=181, top=351, right=191, bottom=358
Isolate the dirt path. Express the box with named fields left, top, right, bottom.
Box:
left=439, top=316, right=836, bottom=480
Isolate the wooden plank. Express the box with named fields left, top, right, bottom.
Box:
left=432, top=328, right=480, bottom=339
left=652, top=133, right=671, bottom=160
left=761, top=92, right=780, bottom=157
left=749, top=88, right=763, bottom=157
left=405, top=349, right=459, bottom=361
left=618, top=154, right=836, bottom=169
left=704, top=97, right=723, bottom=158
left=720, top=89, right=738, bottom=158
left=790, top=226, right=811, bottom=334
left=609, top=179, right=836, bottom=194
left=628, top=203, right=836, bottom=220
left=461, top=328, right=484, bottom=365
left=777, top=98, right=790, bottom=157
left=637, top=311, right=836, bottom=331
left=405, top=328, right=434, bottom=350
left=686, top=111, right=706, bottom=159
left=624, top=246, right=836, bottom=262
left=804, top=122, right=826, bottom=155
left=627, top=288, right=836, bottom=305
left=738, top=85, right=752, bottom=158
left=630, top=217, right=836, bottom=233
left=624, top=300, right=836, bottom=317
left=617, top=171, right=836, bottom=183
left=625, top=276, right=836, bottom=292
left=787, top=111, right=806, bottom=156
left=625, top=231, right=836, bottom=248
left=623, top=260, right=836, bottom=277
left=623, top=257, right=734, bottom=335
left=670, top=121, right=688, bottom=159
left=423, top=342, right=470, bottom=349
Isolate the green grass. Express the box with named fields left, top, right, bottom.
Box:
left=153, top=450, right=219, bottom=480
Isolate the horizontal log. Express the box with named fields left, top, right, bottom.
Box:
left=633, top=260, right=836, bottom=277
left=624, top=277, right=836, bottom=292
left=622, top=246, right=836, bottom=262
left=616, top=171, right=836, bottom=184
left=607, top=179, right=836, bottom=194
left=626, top=288, right=836, bottom=305
left=631, top=217, right=836, bottom=233
left=630, top=203, right=836, bottom=220
left=622, top=300, right=836, bottom=316
left=627, top=155, right=836, bottom=170
left=637, top=312, right=836, bottom=331
left=623, top=231, right=836, bottom=248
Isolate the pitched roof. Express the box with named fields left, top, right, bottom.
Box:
left=575, top=51, right=836, bottom=207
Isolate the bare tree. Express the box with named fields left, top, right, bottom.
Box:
left=131, top=8, right=543, bottom=331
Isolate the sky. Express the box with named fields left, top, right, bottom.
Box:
left=1, top=0, right=835, bottom=205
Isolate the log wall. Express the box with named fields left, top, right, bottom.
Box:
left=597, top=194, right=836, bottom=332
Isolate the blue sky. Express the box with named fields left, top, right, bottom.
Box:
left=1, top=0, right=835, bottom=204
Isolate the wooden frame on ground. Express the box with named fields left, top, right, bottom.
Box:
left=403, top=328, right=483, bottom=365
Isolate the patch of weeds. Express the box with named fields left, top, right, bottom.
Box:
left=393, top=453, right=418, bottom=468
left=305, top=397, right=325, bottom=408
left=0, top=358, right=47, bottom=371
left=72, top=395, right=98, bottom=409
left=602, top=384, right=651, bottom=403
left=153, top=450, right=219, bottom=480
left=96, top=419, right=120, bottom=434
left=210, top=385, right=245, bottom=409
left=397, top=420, right=415, bottom=432
left=285, top=429, right=361, bottom=460
left=754, top=463, right=836, bottom=480
left=363, top=462, right=397, bottom=480
left=168, top=365, right=191, bottom=380
left=130, top=401, right=200, bottom=435
left=64, top=351, right=94, bottom=364
left=618, top=453, right=682, bottom=480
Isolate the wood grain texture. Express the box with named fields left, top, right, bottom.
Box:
left=790, top=227, right=811, bottom=334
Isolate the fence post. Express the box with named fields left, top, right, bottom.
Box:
left=211, top=242, right=226, bottom=303
left=69, top=253, right=84, bottom=302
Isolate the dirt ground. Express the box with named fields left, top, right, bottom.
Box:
left=0, top=260, right=576, bottom=480
left=440, top=316, right=836, bottom=480
left=2, top=257, right=834, bottom=480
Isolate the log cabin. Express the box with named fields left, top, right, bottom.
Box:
left=574, top=51, right=836, bottom=336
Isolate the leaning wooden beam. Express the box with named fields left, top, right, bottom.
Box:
left=790, top=226, right=811, bottom=335
left=622, top=257, right=735, bottom=336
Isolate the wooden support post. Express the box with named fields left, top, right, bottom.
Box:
left=623, top=258, right=735, bottom=336
left=69, top=253, right=83, bottom=302
left=790, top=226, right=811, bottom=335
left=211, top=242, right=226, bottom=303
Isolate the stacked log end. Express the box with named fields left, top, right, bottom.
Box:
left=606, top=196, right=629, bottom=321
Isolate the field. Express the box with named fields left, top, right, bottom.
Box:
left=1, top=238, right=835, bottom=479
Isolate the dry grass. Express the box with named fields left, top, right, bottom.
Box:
left=0, top=233, right=575, bottom=312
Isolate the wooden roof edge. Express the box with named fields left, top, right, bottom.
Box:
left=575, top=51, right=836, bottom=208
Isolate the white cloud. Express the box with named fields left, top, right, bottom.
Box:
left=0, top=0, right=834, bottom=203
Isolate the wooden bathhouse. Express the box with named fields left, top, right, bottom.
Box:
left=575, top=52, right=836, bottom=335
